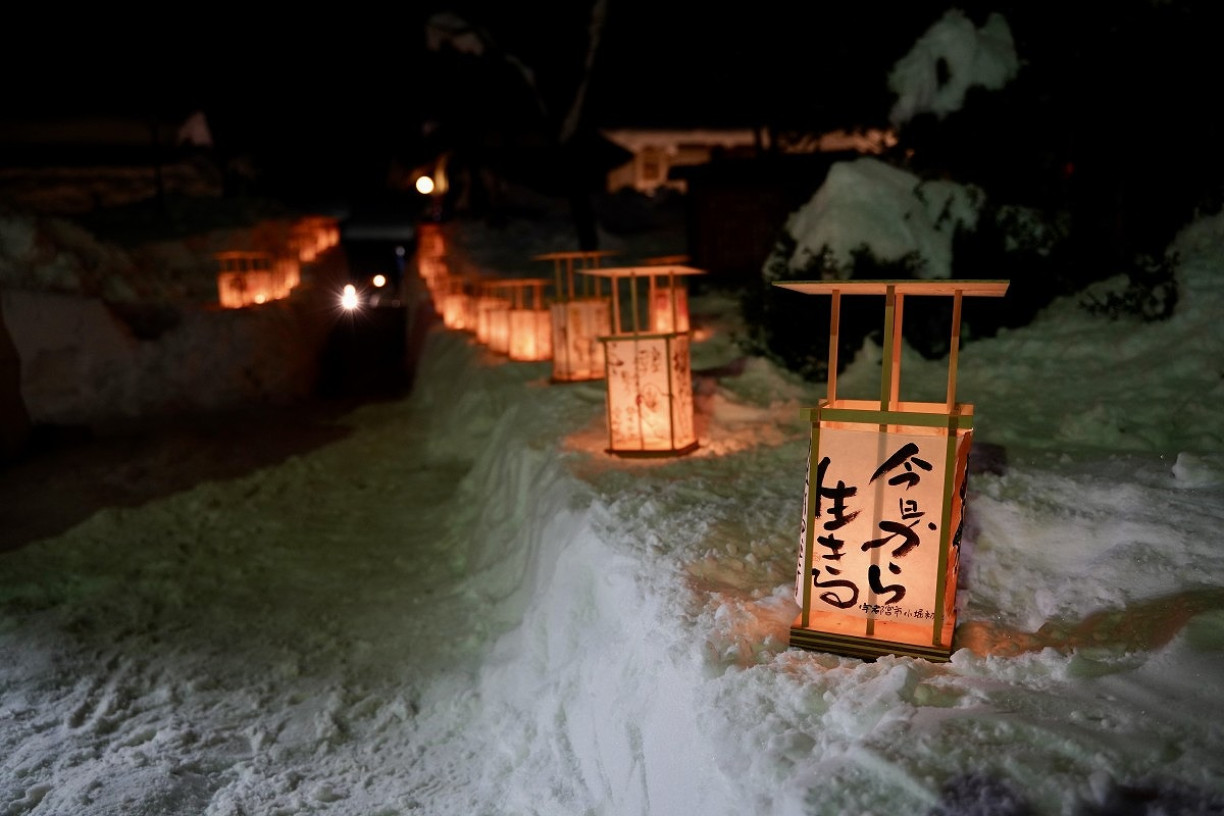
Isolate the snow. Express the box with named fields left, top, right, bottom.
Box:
left=888, top=10, right=1020, bottom=127
left=774, top=157, right=983, bottom=279
left=3, top=191, right=1223, bottom=813
left=3, top=11, right=1224, bottom=815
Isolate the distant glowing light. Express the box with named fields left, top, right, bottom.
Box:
left=372, top=274, right=387, bottom=288
left=416, top=175, right=435, bottom=195
left=341, top=284, right=359, bottom=310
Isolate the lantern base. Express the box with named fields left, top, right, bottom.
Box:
left=788, top=625, right=954, bottom=663
left=605, top=441, right=700, bottom=459
left=550, top=374, right=604, bottom=384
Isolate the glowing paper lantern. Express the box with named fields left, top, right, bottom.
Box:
left=475, top=281, right=512, bottom=349
left=440, top=275, right=474, bottom=331
left=291, top=216, right=340, bottom=263
left=643, top=264, right=703, bottom=333
left=579, top=265, right=703, bottom=457
left=502, top=278, right=554, bottom=362
left=215, top=251, right=292, bottom=308
left=534, top=250, right=619, bottom=382
left=415, top=223, right=452, bottom=312
left=774, top=279, right=1009, bottom=662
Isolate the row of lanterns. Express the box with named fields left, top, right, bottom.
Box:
left=214, top=216, right=341, bottom=309
left=417, top=225, right=1011, bottom=663
left=418, top=228, right=707, bottom=457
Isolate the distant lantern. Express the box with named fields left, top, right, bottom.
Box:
left=292, top=215, right=339, bottom=263
left=440, top=275, right=473, bottom=331
left=475, top=281, right=513, bottom=351
left=416, top=223, right=451, bottom=307
left=578, top=265, right=703, bottom=457
left=502, top=278, right=554, bottom=362
left=774, top=279, right=1009, bottom=662
left=534, top=250, right=619, bottom=382
left=642, top=263, right=704, bottom=333
left=215, top=250, right=290, bottom=309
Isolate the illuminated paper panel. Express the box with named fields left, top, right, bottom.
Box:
left=442, top=293, right=471, bottom=330
left=650, top=286, right=689, bottom=333
left=487, top=306, right=511, bottom=354
left=602, top=334, right=695, bottom=454
left=476, top=296, right=510, bottom=345
left=217, top=270, right=279, bottom=308
left=508, top=309, right=553, bottom=361
left=793, top=419, right=970, bottom=658
left=274, top=257, right=301, bottom=295
left=551, top=299, right=610, bottom=381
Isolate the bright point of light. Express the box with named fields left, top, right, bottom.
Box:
left=254, top=294, right=267, bottom=304
left=416, top=175, right=435, bottom=195
left=341, top=284, right=359, bottom=310
left=372, top=274, right=387, bottom=288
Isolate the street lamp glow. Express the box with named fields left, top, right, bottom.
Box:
left=340, top=284, right=359, bottom=310
left=372, top=274, right=387, bottom=288
left=416, top=175, right=436, bottom=195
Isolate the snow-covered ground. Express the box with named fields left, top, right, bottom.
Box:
left=4, top=8, right=1224, bottom=813
left=2, top=189, right=1224, bottom=815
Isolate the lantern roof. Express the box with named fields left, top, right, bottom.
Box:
left=578, top=265, right=707, bottom=279
left=774, top=279, right=1009, bottom=297
left=488, top=277, right=552, bottom=288
left=532, top=250, right=620, bottom=262
left=642, top=254, right=691, bottom=266
left=214, top=250, right=274, bottom=259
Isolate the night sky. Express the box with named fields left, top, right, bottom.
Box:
left=3, top=1, right=1221, bottom=219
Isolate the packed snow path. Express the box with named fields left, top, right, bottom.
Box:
left=3, top=259, right=1224, bottom=813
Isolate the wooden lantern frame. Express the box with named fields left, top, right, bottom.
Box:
left=535, top=250, right=619, bottom=383
left=774, top=279, right=1008, bottom=662
left=579, top=265, right=703, bottom=457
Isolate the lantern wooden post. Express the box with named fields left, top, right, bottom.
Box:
left=774, top=279, right=1008, bottom=662
left=534, top=250, right=619, bottom=383
left=579, top=265, right=703, bottom=457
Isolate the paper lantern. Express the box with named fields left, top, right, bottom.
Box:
left=578, top=265, right=703, bottom=457
left=291, top=215, right=339, bottom=263
left=215, top=251, right=295, bottom=308
left=474, top=292, right=507, bottom=346
left=440, top=275, right=474, bottom=331
left=503, top=278, right=554, bottom=362
left=474, top=281, right=513, bottom=351
left=645, top=264, right=704, bottom=333
left=415, top=223, right=450, bottom=305
left=774, top=279, right=1009, bottom=662
left=534, top=250, right=619, bottom=383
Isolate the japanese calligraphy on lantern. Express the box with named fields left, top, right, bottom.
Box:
left=603, top=334, right=695, bottom=453
left=795, top=426, right=947, bottom=623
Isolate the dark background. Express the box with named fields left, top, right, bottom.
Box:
left=3, top=2, right=1222, bottom=267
